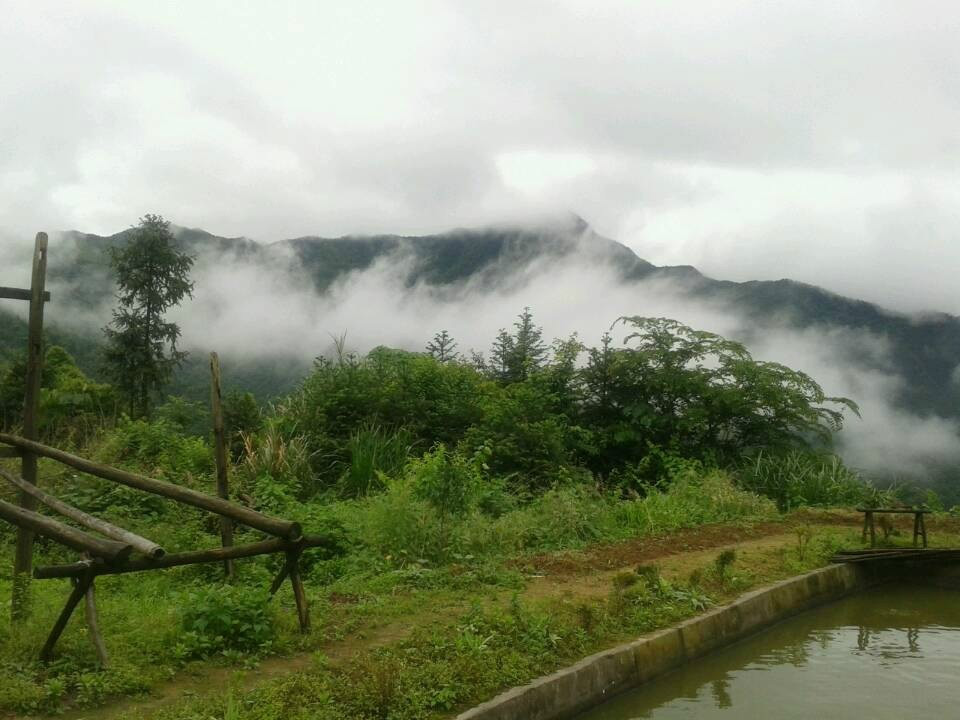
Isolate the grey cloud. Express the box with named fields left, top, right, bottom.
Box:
left=3, top=1, right=960, bottom=315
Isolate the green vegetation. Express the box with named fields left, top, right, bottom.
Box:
left=0, top=305, right=937, bottom=718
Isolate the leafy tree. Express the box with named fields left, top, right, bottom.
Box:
left=0, top=346, right=114, bottom=439
left=102, top=214, right=194, bottom=418
left=463, top=380, right=583, bottom=492
left=293, top=347, right=489, bottom=488
left=425, top=330, right=459, bottom=362
left=581, top=317, right=859, bottom=473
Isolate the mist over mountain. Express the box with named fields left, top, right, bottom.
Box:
left=2, top=215, right=959, bottom=488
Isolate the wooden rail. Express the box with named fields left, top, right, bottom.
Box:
left=1, top=236, right=316, bottom=662
left=0, top=286, right=50, bottom=302
left=0, top=467, right=164, bottom=558
left=34, top=535, right=331, bottom=579
left=0, top=500, right=133, bottom=563
left=0, top=433, right=301, bottom=540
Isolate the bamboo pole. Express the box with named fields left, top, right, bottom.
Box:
left=0, top=466, right=164, bottom=558
left=0, top=433, right=301, bottom=540
left=34, top=535, right=332, bottom=579
left=12, top=232, right=48, bottom=620
left=210, top=352, right=234, bottom=578
left=0, top=499, right=134, bottom=563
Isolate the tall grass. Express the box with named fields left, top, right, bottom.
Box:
left=351, top=470, right=776, bottom=566
left=735, top=449, right=881, bottom=511
left=335, top=424, right=415, bottom=498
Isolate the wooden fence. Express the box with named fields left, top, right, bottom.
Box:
left=0, top=232, right=322, bottom=664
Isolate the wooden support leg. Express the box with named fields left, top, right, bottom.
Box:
left=40, top=573, right=92, bottom=663
left=268, top=554, right=294, bottom=596
left=913, top=513, right=920, bottom=548
left=920, top=514, right=928, bottom=548
left=868, top=512, right=876, bottom=548
left=286, top=550, right=310, bottom=633
left=84, top=580, right=109, bottom=668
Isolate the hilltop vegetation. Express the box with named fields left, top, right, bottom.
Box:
left=0, top=306, right=938, bottom=718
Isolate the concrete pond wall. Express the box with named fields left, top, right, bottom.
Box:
left=456, top=563, right=876, bottom=720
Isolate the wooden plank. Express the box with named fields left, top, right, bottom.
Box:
left=12, top=232, right=48, bottom=620
left=0, top=433, right=302, bottom=541
left=0, top=499, right=133, bottom=562
left=34, top=535, right=332, bottom=579
left=0, top=466, right=165, bottom=558
left=210, top=352, right=234, bottom=578
left=0, top=286, right=50, bottom=302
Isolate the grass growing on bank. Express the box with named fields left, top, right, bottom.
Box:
left=136, top=523, right=867, bottom=720
left=0, top=462, right=776, bottom=717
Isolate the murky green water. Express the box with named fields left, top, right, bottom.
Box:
left=578, top=586, right=960, bottom=719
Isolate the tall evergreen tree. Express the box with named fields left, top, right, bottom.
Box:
left=488, top=328, right=515, bottom=383
left=509, top=306, right=548, bottom=381
left=102, top=214, right=194, bottom=418
left=426, top=329, right=459, bottom=362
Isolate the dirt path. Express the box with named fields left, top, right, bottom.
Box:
left=52, top=515, right=862, bottom=720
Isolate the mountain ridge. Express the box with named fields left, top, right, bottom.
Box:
left=2, top=217, right=959, bottom=424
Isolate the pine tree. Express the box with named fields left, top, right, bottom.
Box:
left=102, top=214, right=194, bottom=418
left=509, top=306, right=547, bottom=381
left=488, top=329, right=515, bottom=382
left=582, top=332, right=617, bottom=422
left=426, top=329, right=459, bottom=362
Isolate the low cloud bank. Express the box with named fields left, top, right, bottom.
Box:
left=3, top=229, right=958, bottom=480
left=173, top=241, right=960, bottom=479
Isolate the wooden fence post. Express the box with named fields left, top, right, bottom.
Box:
left=12, top=232, right=48, bottom=620
left=210, top=352, right=234, bottom=578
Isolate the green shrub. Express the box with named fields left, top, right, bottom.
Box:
left=358, top=477, right=447, bottom=565
left=99, top=416, right=213, bottom=481
left=408, top=444, right=481, bottom=517
left=174, top=585, right=275, bottom=660
left=462, top=381, right=582, bottom=492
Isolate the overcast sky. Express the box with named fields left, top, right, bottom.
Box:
left=3, top=0, right=960, bottom=314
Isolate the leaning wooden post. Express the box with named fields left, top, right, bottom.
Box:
left=286, top=548, right=310, bottom=632
left=210, top=352, right=234, bottom=578
left=84, top=581, right=109, bottom=667
left=40, top=570, right=93, bottom=663
left=12, top=232, right=48, bottom=620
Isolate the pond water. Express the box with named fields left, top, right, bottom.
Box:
left=577, top=585, right=960, bottom=719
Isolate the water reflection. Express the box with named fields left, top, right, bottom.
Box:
left=578, top=585, right=960, bottom=719
left=856, top=624, right=921, bottom=656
